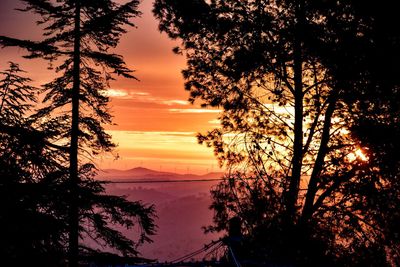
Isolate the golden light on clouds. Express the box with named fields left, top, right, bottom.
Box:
left=169, top=109, right=221, bottom=114
left=103, top=89, right=131, bottom=98
left=163, top=100, right=189, bottom=106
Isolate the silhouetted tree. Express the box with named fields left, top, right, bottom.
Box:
left=154, top=0, right=400, bottom=265
left=0, top=62, right=68, bottom=265
left=0, top=1, right=156, bottom=266
left=335, top=3, right=400, bottom=265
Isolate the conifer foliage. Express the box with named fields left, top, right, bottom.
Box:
left=0, top=62, right=68, bottom=266
left=0, top=1, right=156, bottom=266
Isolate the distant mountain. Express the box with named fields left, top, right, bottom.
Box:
left=97, top=166, right=173, bottom=177
left=96, top=167, right=224, bottom=181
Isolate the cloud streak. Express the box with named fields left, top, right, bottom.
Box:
left=107, top=88, right=192, bottom=108
left=169, top=109, right=221, bottom=114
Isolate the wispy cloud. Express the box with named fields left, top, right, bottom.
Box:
left=103, top=89, right=129, bottom=98
left=103, top=88, right=149, bottom=99
left=125, top=131, right=196, bottom=137
left=131, top=91, right=150, bottom=96
left=107, top=88, right=191, bottom=108
left=208, top=119, right=221, bottom=125
left=162, top=100, right=189, bottom=106
left=169, top=109, right=221, bottom=114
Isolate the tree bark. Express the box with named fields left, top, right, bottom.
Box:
left=301, top=97, right=336, bottom=222
left=68, top=1, right=81, bottom=266
left=285, top=0, right=304, bottom=223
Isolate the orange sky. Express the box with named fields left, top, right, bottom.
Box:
left=0, top=0, right=221, bottom=174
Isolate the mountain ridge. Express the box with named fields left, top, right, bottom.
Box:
left=96, top=166, right=224, bottom=180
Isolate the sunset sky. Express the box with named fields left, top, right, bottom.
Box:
left=0, top=0, right=221, bottom=174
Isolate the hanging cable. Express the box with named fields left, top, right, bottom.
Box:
left=203, top=241, right=225, bottom=261
left=170, top=239, right=223, bottom=263
left=228, top=246, right=242, bottom=267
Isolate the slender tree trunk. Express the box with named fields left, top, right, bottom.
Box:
left=301, top=97, right=336, bottom=222
left=68, top=1, right=81, bottom=266
left=285, top=0, right=304, bottom=222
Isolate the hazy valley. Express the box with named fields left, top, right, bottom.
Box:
left=96, top=167, right=224, bottom=261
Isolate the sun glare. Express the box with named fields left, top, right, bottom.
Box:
left=347, top=148, right=369, bottom=162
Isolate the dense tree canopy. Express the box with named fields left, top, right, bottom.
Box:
left=154, top=0, right=400, bottom=265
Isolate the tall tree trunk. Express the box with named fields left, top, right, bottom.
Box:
left=301, top=96, right=336, bottom=222
left=285, top=0, right=304, bottom=222
left=68, top=1, right=81, bottom=266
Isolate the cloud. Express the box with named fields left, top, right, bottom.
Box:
left=169, top=109, right=221, bottom=114
left=125, top=131, right=196, bottom=137
left=208, top=119, right=221, bottom=125
left=103, top=88, right=150, bottom=99
left=131, top=91, right=150, bottom=96
left=103, top=89, right=129, bottom=98
left=162, top=100, right=189, bottom=106
left=106, top=130, right=201, bottom=148
left=107, top=89, right=191, bottom=108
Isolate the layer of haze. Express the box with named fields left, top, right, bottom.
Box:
left=0, top=0, right=221, bottom=174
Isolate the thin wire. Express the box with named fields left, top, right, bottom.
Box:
left=99, top=178, right=309, bottom=190
left=228, top=246, right=242, bottom=267
left=170, top=240, right=223, bottom=263
left=170, top=246, right=209, bottom=263
left=171, top=241, right=222, bottom=263
left=203, top=242, right=224, bottom=260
